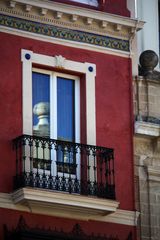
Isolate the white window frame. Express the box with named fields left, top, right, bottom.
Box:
left=69, top=0, right=98, bottom=7
left=21, top=49, right=96, bottom=146
left=32, top=68, right=80, bottom=143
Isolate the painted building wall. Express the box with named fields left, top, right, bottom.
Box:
left=0, top=0, right=141, bottom=239
left=0, top=208, right=137, bottom=240
left=0, top=32, right=134, bottom=210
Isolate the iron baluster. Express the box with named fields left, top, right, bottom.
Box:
left=108, top=153, right=111, bottom=187
left=86, top=147, right=91, bottom=195
left=74, top=145, right=79, bottom=193
left=99, top=149, right=103, bottom=197
left=28, top=137, right=33, bottom=187
left=35, top=139, right=40, bottom=187
left=93, top=147, right=97, bottom=195
left=28, top=137, right=33, bottom=173
left=55, top=142, right=60, bottom=191
left=104, top=150, right=109, bottom=198
left=68, top=144, right=72, bottom=193
left=62, top=143, right=66, bottom=191
left=48, top=141, right=52, bottom=189
left=22, top=138, right=26, bottom=174
left=41, top=139, right=46, bottom=188
left=21, top=137, right=26, bottom=187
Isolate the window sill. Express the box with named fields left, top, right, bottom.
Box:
left=12, top=188, right=119, bottom=220
left=135, top=121, right=160, bottom=137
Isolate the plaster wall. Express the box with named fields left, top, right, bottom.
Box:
left=0, top=208, right=136, bottom=240
left=0, top=32, right=134, bottom=211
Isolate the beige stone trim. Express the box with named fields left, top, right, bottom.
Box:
left=8, top=0, right=144, bottom=29
left=135, top=121, right=160, bottom=137
left=147, top=166, right=160, bottom=182
left=135, top=76, right=160, bottom=85
left=0, top=0, right=144, bottom=40
left=0, top=27, right=130, bottom=58
left=12, top=188, right=119, bottom=215
left=21, top=49, right=96, bottom=145
left=0, top=190, right=138, bottom=226
left=94, top=209, right=140, bottom=226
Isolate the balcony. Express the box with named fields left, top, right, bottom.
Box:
left=12, top=135, right=118, bottom=219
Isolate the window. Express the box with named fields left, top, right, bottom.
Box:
left=69, top=0, right=98, bottom=7
left=22, top=50, right=96, bottom=144
left=22, top=50, right=96, bottom=177
left=32, top=69, right=80, bottom=143
left=32, top=69, right=80, bottom=175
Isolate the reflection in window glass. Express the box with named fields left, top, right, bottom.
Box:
left=69, top=0, right=98, bottom=7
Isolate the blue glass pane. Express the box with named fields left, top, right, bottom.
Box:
left=57, top=77, right=75, bottom=142
left=32, top=72, right=50, bottom=126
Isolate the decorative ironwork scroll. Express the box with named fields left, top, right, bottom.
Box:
left=4, top=216, right=132, bottom=240
left=12, top=134, right=115, bottom=199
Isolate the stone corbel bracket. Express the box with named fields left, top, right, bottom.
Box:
left=1, top=0, right=144, bottom=40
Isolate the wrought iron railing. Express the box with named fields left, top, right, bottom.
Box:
left=4, top=216, right=133, bottom=240
left=13, top=135, right=115, bottom=199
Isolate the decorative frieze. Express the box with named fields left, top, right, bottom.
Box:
left=0, top=14, right=130, bottom=52
left=55, top=55, right=66, bottom=68
left=0, top=0, right=144, bottom=54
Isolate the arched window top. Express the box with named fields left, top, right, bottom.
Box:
left=69, top=0, right=98, bottom=7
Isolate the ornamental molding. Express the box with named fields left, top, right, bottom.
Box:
left=21, top=49, right=96, bottom=145
left=0, top=6, right=130, bottom=39
left=0, top=0, right=144, bottom=53
left=135, top=76, right=160, bottom=85
left=135, top=121, right=160, bottom=137
left=4, top=216, right=133, bottom=240
left=147, top=166, right=160, bottom=182
left=0, top=5, right=125, bottom=38
left=55, top=55, right=66, bottom=68
left=0, top=13, right=130, bottom=53
left=4, top=0, right=144, bottom=30
left=0, top=191, right=139, bottom=226
left=12, top=188, right=119, bottom=215
left=134, top=121, right=160, bottom=154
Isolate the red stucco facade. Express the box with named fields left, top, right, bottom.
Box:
left=0, top=208, right=137, bottom=240
left=0, top=0, right=138, bottom=239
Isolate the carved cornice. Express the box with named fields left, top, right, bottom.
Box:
left=147, top=166, right=160, bottom=182
left=135, top=121, right=160, bottom=137
left=135, top=76, right=160, bottom=85
left=0, top=0, right=144, bottom=53
left=12, top=188, right=119, bottom=217
left=0, top=191, right=138, bottom=226
left=0, top=13, right=130, bottom=52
